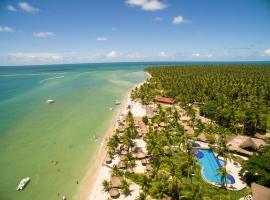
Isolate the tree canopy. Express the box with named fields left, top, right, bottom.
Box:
left=132, top=64, right=270, bottom=135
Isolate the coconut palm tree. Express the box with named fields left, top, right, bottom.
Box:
left=111, top=165, right=123, bottom=176
left=217, top=166, right=230, bottom=189
left=136, top=192, right=147, bottom=200
left=102, top=179, right=111, bottom=192
left=120, top=179, right=131, bottom=197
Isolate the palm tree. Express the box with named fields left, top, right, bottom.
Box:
left=136, top=191, right=147, bottom=200
left=120, top=179, right=131, bottom=197
left=111, top=165, right=123, bottom=176
left=102, top=179, right=111, bottom=192
left=124, top=152, right=136, bottom=170
left=217, top=166, right=230, bottom=189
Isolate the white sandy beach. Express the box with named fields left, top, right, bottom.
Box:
left=75, top=75, right=149, bottom=200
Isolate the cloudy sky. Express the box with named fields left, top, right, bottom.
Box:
left=0, top=0, right=270, bottom=65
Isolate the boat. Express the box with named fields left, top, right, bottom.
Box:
left=16, top=177, right=30, bottom=191
left=46, top=99, right=55, bottom=104
left=115, top=100, right=120, bottom=105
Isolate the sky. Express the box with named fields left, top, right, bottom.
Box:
left=0, top=0, right=270, bottom=65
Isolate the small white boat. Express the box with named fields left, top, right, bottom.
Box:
left=16, top=177, right=30, bottom=191
left=109, top=107, right=113, bottom=111
left=46, top=99, right=55, bottom=104
left=115, top=100, right=120, bottom=105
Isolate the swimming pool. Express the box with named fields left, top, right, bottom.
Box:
left=193, top=149, right=235, bottom=184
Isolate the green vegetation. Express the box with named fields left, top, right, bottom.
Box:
left=132, top=64, right=270, bottom=135
left=241, top=146, right=270, bottom=187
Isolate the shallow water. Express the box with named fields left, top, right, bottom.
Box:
left=0, top=63, right=148, bottom=200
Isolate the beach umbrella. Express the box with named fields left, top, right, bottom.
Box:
left=141, top=158, right=147, bottom=166
left=110, top=176, right=122, bottom=188
left=117, top=161, right=127, bottom=169
left=135, top=152, right=146, bottom=159
left=109, top=188, right=120, bottom=199
left=105, top=156, right=112, bottom=164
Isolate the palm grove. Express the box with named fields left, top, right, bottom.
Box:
left=132, top=65, right=270, bottom=135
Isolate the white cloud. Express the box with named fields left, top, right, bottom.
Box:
left=33, top=32, right=55, bottom=38
left=126, top=0, right=167, bottom=11
left=263, top=49, right=270, bottom=57
left=18, top=2, right=40, bottom=13
left=126, top=52, right=146, bottom=59
left=106, top=51, right=120, bottom=59
left=159, top=51, right=168, bottom=58
left=7, top=5, right=17, bottom=12
left=0, top=26, right=14, bottom=33
left=191, top=53, right=213, bottom=58
left=96, top=36, right=108, bottom=41
left=172, top=15, right=191, bottom=25
left=9, top=53, right=63, bottom=62
left=153, top=16, right=163, bottom=21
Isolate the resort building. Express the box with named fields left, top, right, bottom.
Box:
left=227, top=135, right=267, bottom=157
left=251, top=182, right=270, bottom=200
left=145, top=105, right=156, bottom=118
left=154, top=96, right=176, bottom=104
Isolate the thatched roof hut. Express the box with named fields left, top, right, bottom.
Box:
left=119, top=155, right=126, bottom=161
left=110, top=176, right=123, bottom=188
left=133, top=146, right=142, bottom=153
left=141, top=158, right=148, bottom=166
left=146, top=163, right=153, bottom=172
left=251, top=182, right=270, bottom=200
left=120, top=149, right=128, bottom=155
left=109, top=188, right=120, bottom=199
left=159, top=122, right=166, bottom=127
left=228, top=146, right=253, bottom=157
left=227, top=135, right=267, bottom=156
left=105, top=156, right=112, bottom=164
left=120, top=144, right=128, bottom=151
left=117, top=161, right=127, bottom=169
left=153, top=123, right=159, bottom=128
left=197, top=133, right=207, bottom=142
left=135, top=152, right=146, bottom=159
left=240, top=137, right=266, bottom=150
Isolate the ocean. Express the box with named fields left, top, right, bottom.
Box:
left=0, top=61, right=269, bottom=200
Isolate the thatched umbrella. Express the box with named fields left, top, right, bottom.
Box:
left=240, top=138, right=258, bottom=150
left=134, top=146, right=143, bottom=153
left=141, top=158, right=147, bottom=166
left=146, top=163, right=153, bottom=172
left=110, top=176, right=123, bottom=188
left=117, top=161, right=127, bottom=169
left=119, top=155, right=126, bottom=161
left=109, top=188, right=120, bottom=199
left=153, top=123, right=158, bottom=128
left=105, top=156, right=112, bottom=164
left=159, top=122, right=166, bottom=127
left=120, top=144, right=128, bottom=151
left=121, top=149, right=128, bottom=155
left=197, top=133, right=207, bottom=142
left=135, top=152, right=146, bottom=159
left=118, top=127, right=125, bottom=133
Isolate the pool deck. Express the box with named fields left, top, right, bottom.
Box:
left=195, top=141, right=247, bottom=190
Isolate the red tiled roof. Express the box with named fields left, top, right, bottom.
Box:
left=154, top=96, right=176, bottom=104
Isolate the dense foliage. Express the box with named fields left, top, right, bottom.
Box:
left=132, top=65, right=270, bottom=135
left=241, top=146, right=270, bottom=187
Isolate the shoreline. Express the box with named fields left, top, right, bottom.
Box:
left=75, top=72, right=149, bottom=200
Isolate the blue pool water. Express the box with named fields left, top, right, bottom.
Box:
left=194, top=149, right=235, bottom=184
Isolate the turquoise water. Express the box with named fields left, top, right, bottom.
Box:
left=0, top=61, right=264, bottom=199
left=0, top=63, right=152, bottom=200
left=195, top=149, right=234, bottom=184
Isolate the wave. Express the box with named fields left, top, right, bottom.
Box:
left=0, top=72, right=65, bottom=77
left=39, top=76, right=65, bottom=84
